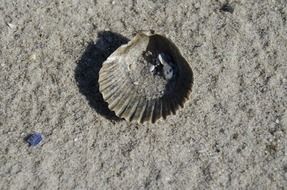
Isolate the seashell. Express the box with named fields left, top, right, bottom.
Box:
left=98, top=31, right=193, bottom=123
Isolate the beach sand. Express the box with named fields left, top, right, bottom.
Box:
left=1, top=0, right=287, bottom=189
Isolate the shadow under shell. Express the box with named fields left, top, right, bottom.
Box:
left=75, top=31, right=129, bottom=122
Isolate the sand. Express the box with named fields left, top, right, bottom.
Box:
left=1, top=0, right=287, bottom=189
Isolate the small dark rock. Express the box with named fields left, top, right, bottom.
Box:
left=220, top=3, right=234, bottom=13
left=25, top=132, right=43, bottom=146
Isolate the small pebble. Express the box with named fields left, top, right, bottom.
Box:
left=220, top=3, right=234, bottom=13
left=149, top=65, right=155, bottom=73
left=194, top=2, right=200, bottom=9
left=25, top=132, right=43, bottom=146
left=7, top=23, right=16, bottom=29
left=30, top=54, right=37, bottom=61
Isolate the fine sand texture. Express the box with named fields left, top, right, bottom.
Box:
left=1, top=0, right=287, bottom=189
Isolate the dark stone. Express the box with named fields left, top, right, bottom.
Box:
left=220, top=3, right=234, bottom=13
left=25, top=132, right=43, bottom=146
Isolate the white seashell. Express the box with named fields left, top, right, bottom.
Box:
left=98, top=31, right=193, bottom=123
